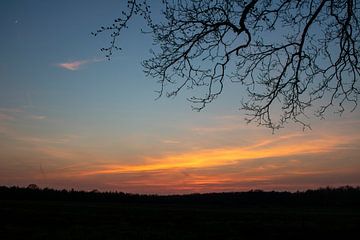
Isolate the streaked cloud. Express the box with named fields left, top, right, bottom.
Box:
left=0, top=108, right=24, bottom=122
left=74, top=133, right=351, bottom=176
left=0, top=108, right=23, bottom=113
left=1, top=108, right=359, bottom=194
left=162, top=139, right=180, bottom=144
left=0, top=108, right=47, bottom=125
left=56, top=58, right=103, bottom=70
left=0, top=113, right=14, bottom=121
left=57, top=60, right=88, bottom=70
left=29, top=115, right=47, bottom=120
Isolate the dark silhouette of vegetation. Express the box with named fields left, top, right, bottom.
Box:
left=94, top=0, right=359, bottom=130
left=1, top=185, right=360, bottom=206
left=1, top=185, right=360, bottom=239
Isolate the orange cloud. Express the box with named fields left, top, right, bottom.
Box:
left=57, top=60, right=88, bottom=70
left=56, top=58, right=103, bottom=70
left=76, top=133, right=349, bottom=177
left=3, top=115, right=358, bottom=194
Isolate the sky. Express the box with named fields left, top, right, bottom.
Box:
left=0, top=0, right=359, bottom=194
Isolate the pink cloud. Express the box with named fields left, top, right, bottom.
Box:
left=0, top=113, right=14, bottom=121
left=57, top=58, right=104, bottom=71
left=57, top=60, right=88, bottom=70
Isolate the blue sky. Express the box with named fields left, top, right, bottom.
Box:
left=0, top=0, right=359, bottom=194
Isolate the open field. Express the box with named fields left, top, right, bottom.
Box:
left=1, top=187, right=360, bottom=239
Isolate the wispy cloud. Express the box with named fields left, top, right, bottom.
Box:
left=57, top=60, right=88, bottom=70
left=56, top=58, right=103, bottom=71
left=162, top=139, right=180, bottom=144
left=76, top=133, right=349, bottom=177
left=0, top=108, right=23, bottom=122
left=0, top=108, right=23, bottom=113
left=0, top=108, right=47, bottom=122
left=29, top=115, right=47, bottom=120
left=0, top=113, right=14, bottom=121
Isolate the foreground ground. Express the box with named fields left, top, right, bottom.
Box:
left=1, top=187, right=359, bottom=239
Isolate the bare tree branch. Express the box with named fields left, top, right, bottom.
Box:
left=94, top=0, right=360, bottom=130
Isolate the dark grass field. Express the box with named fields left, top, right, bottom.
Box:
left=1, top=186, right=360, bottom=239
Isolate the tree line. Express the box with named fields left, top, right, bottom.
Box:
left=1, top=185, right=359, bottom=207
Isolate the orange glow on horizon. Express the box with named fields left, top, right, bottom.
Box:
left=75, top=134, right=348, bottom=177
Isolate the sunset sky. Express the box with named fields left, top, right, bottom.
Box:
left=1, top=0, right=359, bottom=194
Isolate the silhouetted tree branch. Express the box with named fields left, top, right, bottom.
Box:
left=93, top=0, right=359, bottom=129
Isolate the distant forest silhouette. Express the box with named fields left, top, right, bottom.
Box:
left=2, top=185, right=360, bottom=239
left=1, top=185, right=359, bottom=207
